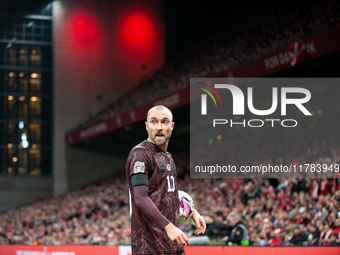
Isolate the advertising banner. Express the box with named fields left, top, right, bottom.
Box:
left=1, top=245, right=339, bottom=255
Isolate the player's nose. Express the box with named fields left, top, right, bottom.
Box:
left=156, top=122, right=162, bottom=130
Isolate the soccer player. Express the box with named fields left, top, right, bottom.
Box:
left=126, top=105, right=206, bottom=255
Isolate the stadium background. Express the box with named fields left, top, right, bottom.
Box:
left=1, top=0, right=340, bottom=254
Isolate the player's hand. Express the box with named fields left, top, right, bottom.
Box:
left=222, top=236, right=229, bottom=242
left=164, top=223, right=190, bottom=246
left=191, top=209, right=206, bottom=235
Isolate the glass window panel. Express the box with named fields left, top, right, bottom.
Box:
left=7, top=167, right=14, bottom=174
left=30, top=46, right=41, bottom=67
left=30, top=168, right=41, bottom=176
left=5, top=123, right=15, bottom=144
left=29, top=97, right=41, bottom=116
left=18, top=73, right=28, bottom=93
left=8, top=47, right=16, bottom=66
left=8, top=71, right=15, bottom=85
left=6, top=149, right=16, bottom=173
left=15, top=25, right=22, bottom=34
left=6, top=95, right=16, bottom=112
left=3, top=71, right=16, bottom=93
left=29, top=149, right=40, bottom=175
left=18, top=150, right=28, bottom=167
left=29, top=72, right=41, bottom=92
left=29, top=123, right=41, bottom=143
left=18, top=167, right=27, bottom=174
left=19, top=46, right=28, bottom=66
left=18, top=99, right=28, bottom=118
left=34, top=27, right=41, bottom=35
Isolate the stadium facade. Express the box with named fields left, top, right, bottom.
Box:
left=0, top=0, right=165, bottom=212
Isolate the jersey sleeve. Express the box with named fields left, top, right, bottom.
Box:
left=127, top=147, right=151, bottom=178
left=133, top=185, right=170, bottom=229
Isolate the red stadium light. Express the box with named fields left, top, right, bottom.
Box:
left=70, top=13, right=99, bottom=48
left=118, top=11, right=157, bottom=59
left=120, top=12, right=153, bottom=47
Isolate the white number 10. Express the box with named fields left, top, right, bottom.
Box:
left=167, top=175, right=175, bottom=192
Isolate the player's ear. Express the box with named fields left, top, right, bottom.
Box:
left=171, top=122, right=175, bottom=130
left=145, top=121, right=148, bottom=131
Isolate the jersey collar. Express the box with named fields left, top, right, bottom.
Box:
left=145, top=139, right=167, bottom=154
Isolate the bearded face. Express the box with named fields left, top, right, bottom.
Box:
left=146, top=108, right=174, bottom=151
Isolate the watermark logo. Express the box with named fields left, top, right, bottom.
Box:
left=199, top=84, right=311, bottom=116
left=197, top=83, right=312, bottom=128
left=190, top=78, right=338, bottom=179
left=196, top=82, right=222, bottom=115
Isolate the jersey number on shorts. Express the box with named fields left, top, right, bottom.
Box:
left=167, top=175, right=175, bottom=192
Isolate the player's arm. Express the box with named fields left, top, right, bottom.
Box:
left=190, top=209, right=206, bottom=235
left=131, top=174, right=189, bottom=246
left=132, top=176, right=169, bottom=229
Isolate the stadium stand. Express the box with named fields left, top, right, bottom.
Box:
left=68, top=0, right=340, bottom=130
left=0, top=175, right=131, bottom=245
left=1, top=131, right=340, bottom=246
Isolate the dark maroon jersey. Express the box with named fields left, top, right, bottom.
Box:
left=126, top=140, right=183, bottom=255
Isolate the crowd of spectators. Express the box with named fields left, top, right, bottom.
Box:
left=179, top=176, right=340, bottom=246
left=0, top=176, right=131, bottom=245
left=1, top=168, right=340, bottom=246
left=71, top=0, right=340, bottom=130
left=0, top=135, right=340, bottom=246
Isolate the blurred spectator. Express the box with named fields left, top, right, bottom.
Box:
left=310, top=180, right=319, bottom=199
left=320, top=178, right=332, bottom=196
left=203, top=215, right=220, bottom=238
left=332, top=219, right=340, bottom=237
left=250, top=233, right=268, bottom=246
left=269, top=228, right=282, bottom=246
left=307, top=223, right=320, bottom=245
left=222, top=212, right=249, bottom=246
left=320, top=223, right=333, bottom=245
left=288, top=225, right=307, bottom=246
left=329, top=233, right=340, bottom=246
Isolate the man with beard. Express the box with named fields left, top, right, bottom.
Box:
left=126, top=105, right=206, bottom=255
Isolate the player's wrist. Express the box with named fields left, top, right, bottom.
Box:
left=164, top=222, right=174, bottom=231
left=190, top=209, right=198, bottom=218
